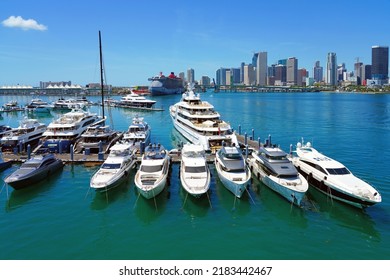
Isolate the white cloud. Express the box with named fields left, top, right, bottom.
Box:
left=2, top=16, right=47, bottom=31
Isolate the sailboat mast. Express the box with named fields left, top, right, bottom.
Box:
left=99, top=30, right=105, bottom=119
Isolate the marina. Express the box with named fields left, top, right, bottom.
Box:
left=0, top=91, right=389, bottom=260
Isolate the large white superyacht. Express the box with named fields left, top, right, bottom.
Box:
left=169, top=85, right=238, bottom=153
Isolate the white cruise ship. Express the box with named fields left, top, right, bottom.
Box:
left=169, top=86, right=238, bottom=153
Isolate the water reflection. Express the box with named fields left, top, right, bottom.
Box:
left=308, top=188, right=381, bottom=240
left=251, top=177, right=308, bottom=229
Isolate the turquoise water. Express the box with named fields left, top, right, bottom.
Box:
left=0, top=92, right=389, bottom=260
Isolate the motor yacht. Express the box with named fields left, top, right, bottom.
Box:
left=4, top=153, right=64, bottom=189
left=290, top=140, right=382, bottom=208
left=214, top=145, right=251, bottom=198
left=248, top=137, right=308, bottom=206
left=73, top=121, right=123, bottom=154
left=0, top=118, right=47, bottom=152
left=90, top=142, right=137, bottom=192
left=40, top=109, right=103, bottom=153
left=122, top=116, right=151, bottom=152
left=180, top=143, right=210, bottom=198
left=169, top=85, right=238, bottom=153
left=25, top=98, right=53, bottom=113
left=134, top=143, right=170, bottom=199
left=116, top=92, right=156, bottom=109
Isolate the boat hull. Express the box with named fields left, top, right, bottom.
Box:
left=297, top=167, right=378, bottom=208
left=215, top=160, right=250, bottom=198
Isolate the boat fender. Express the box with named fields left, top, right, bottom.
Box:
left=124, top=171, right=128, bottom=177
left=257, top=172, right=260, bottom=179
left=324, top=176, right=327, bottom=180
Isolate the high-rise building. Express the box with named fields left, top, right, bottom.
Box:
left=252, top=53, right=259, bottom=68
left=354, top=61, right=363, bottom=85
left=361, top=64, right=372, bottom=84
left=240, top=62, right=245, bottom=83
left=200, top=76, right=211, bottom=86
left=337, top=63, right=346, bottom=82
left=230, top=68, right=241, bottom=85
left=179, top=72, right=185, bottom=86
left=243, top=64, right=255, bottom=85
left=216, top=68, right=228, bottom=85
left=275, top=64, right=287, bottom=84
left=287, top=57, right=298, bottom=85
left=256, top=52, right=267, bottom=86
left=371, top=46, right=389, bottom=82
left=187, top=68, right=195, bottom=84
left=326, top=52, right=337, bottom=86
left=313, top=61, right=323, bottom=82
left=297, top=68, right=308, bottom=86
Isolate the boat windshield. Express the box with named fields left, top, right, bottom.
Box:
left=22, top=162, right=40, bottom=168
left=141, top=165, right=163, bottom=172
left=185, top=166, right=206, bottom=173
left=101, top=163, right=121, bottom=169
left=326, top=168, right=350, bottom=175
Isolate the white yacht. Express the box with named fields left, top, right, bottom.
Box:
left=90, top=142, right=137, bottom=192
left=122, top=116, right=151, bottom=152
left=169, top=85, right=238, bottom=153
left=134, top=143, right=170, bottom=199
left=117, top=92, right=156, bottom=109
left=73, top=122, right=123, bottom=154
left=52, top=98, right=86, bottom=111
left=214, top=145, right=251, bottom=198
left=41, top=109, right=103, bottom=153
left=0, top=118, right=47, bottom=152
left=180, top=143, right=210, bottom=198
left=25, top=98, right=53, bottom=113
left=248, top=137, right=308, bottom=206
left=290, top=140, right=382, bottom=208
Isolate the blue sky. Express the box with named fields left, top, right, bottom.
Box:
left=1, top=0, right=389, bottom=87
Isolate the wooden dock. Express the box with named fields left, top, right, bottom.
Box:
left=1, top=132, right=257, bottom=165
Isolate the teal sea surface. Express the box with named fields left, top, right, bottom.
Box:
left=0, top=91, right=389, bottom=260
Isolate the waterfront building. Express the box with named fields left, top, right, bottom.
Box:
left=226, top=70, right=231, bottom=86
left=252, top=53, right=259, bottom=68
left=243, top=64, right=255, bottom=85
left=275, top=64, right=287, bottom=85
left=278, top=59, right=287, bottom=66
left=337, top=63, right=346, bottom=83
left=200, top=76, right=211, bottom=87
left=187, top=68, right=195, bottom=84
left=287, top=57, right=298, bottom=86
left=256, top=51, right=267, bottom=86
left=371, top=46, right=389, bottom=83
left=313, top=61, right=323, bottom=82
left=179, top=72, right=185, bottom=86
left=354, top=61, right=363, bottom=85
left=361, top=64, right=372, bottom=85
left=297, top=68, right=308, bottom=86
left=216, top=68, right=228, bottom=85
left=240, top=62, right=245, bottom=83
left=40, top=81, right=71, bottom=89
left=326, top=52, right=337, bottom=86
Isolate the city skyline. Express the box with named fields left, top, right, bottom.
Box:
left=1, top=0, right=390, bottom=86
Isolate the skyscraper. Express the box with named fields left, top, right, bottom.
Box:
left=313, top=61, right=323, bottom=82
left=187, top=68, right=195, bottom=84
left=326, top=52, right=337, bottom=86
left=287, top=57, right=298, bottom=85
left=256, top=52, right=267, bottom=86
left=371, top=46, right=389, bottom=82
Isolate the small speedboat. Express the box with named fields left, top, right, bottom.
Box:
left=134, top=143, right=170, bottom=199
left=4, top=153, right=64, bottom=189
left=214, top=145, right=251, bottom=198
left=90, top=142, right=137, bottom=192
left=180, top=143, right=210, bottom=198
left=290, top=140, right=382, bottom=208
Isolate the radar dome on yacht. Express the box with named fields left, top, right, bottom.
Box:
left=297, top=142, right=302, bottom=148
left=306, top=142, right=312, bottom=147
